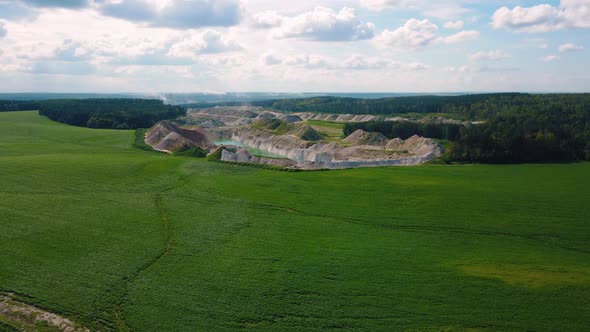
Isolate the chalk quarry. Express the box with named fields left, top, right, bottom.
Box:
left=145, top=106, right=445, bottom=169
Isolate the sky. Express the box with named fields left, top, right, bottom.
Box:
left=0, top=0, right=588, bottom=93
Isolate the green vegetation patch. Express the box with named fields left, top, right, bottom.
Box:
left=253, top=118, right=322, bottom=141
left=457, top=264, right=590, bottom=288
left=1, top=111, right=589, bottom=331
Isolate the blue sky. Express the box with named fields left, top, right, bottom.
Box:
left=0, top=0, right=588, bottom=92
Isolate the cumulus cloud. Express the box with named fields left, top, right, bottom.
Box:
left=107, top=31, right=241, bottom=67
left=282, top=54, right=331, bottom=69
left=344, top=55, right=429, bottom=71
left=469, top=50, right=510, bottom=62
left=99, top=0, right=242, bottom=29
left=440, top=30, right=479, bottom=44
left=376, top=19, right=438, bottom=49
left=0, top=22, right=6, bottom=38
left=491, top=1, right=590, bottom=33
left=376, top=19, right=478, bottom=50
left=541, top=55, right=560, bottom=62
left=342, top=55, right=389, bottom=70
left=360, top=0, right=470, bottom=20
left=259, top=53, right=429, bottom=72
left=443, top=20, right=464, bottom=29
left=260, top=52, right=282, bottom=65
left=272, top=7, right=375, bottom=41
left=359, top=0, right=417, bottom=11
left=168, top=30, right=242, bottom=57
left=250, top=10, right=283, bottom=28
left=52, top=39, right=94, bottom=61
left=559, top=43, right=584, bottom=52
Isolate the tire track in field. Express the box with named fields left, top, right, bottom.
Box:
left=212, top=198, right=590, bottom=256
left=113, top=174, right=191, bottom=331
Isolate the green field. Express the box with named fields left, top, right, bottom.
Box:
left=1, top=111, right=589, bottom=331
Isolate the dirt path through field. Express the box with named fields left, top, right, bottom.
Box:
left=0, top=293, right=90, bottom=331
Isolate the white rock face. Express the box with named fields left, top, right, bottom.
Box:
left=221, top=148, right=297, bottom=167
left=229, top=129, right=444, bottom=169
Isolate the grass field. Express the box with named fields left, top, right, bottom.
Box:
left=306, top=120, right=344, bottom=143
left=1, top=111, right=589, bottom=331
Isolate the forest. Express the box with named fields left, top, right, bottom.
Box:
left=0, top=100, right=41, bottom=112
left=343, top=98, right=590, bottom=163
left=37, top=99, right=184, bottom=129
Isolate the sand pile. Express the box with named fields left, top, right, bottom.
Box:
left=146, top=121, right=213, bottom=153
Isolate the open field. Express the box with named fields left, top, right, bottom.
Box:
left=306, top=120, right=344, bottom=143
left=1, top=111, right=589, bottom=331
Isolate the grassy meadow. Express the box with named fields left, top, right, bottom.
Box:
left=0, top=111, right=589, bottom=331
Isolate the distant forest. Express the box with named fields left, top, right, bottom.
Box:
left=0, top=99, right=184, bottom=129
left=337, top=94, right=590, bottom=163
left=185, top=93, right=590, bottom=119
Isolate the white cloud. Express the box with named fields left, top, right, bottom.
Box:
left=342, top=55, right=389, bottom=70
left=344, top=56, right=430, bottom=71
left=491, top=1, right=590, bottom=33
left=168, top=30, right=242, bottom=57
left=0, top=21, right=6, bottom=38
left=250, top=10, right=283, bottom=28
left=541, top=55, right=560, bottom=62
left=273, top=7, right=375, bottom=41
left=443, top=20, right=464, bottom=29
left=360, top=0, right=470, bottom=19
left=559, top=43, right=584, bottom=52
left=359, top=0, right=416, bottom=11
left=376, top=19, right=478, bottom=50
left=52, top=39, right=94, bottom=61
left=376, top=19, right=438, bottom=50
left=282, top=54, right=331, bottom=69
left=440, top=30, right=479, bottom=44
left=98, top=0, right=242, bottom=29
left=260, top=52, right=282, bottom=65
left=470, top=50, right=510, bottom=62
left=258, top=53, right=429, bottom=72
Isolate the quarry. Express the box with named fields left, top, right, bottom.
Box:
left=144, top=106, right=445, bottom=169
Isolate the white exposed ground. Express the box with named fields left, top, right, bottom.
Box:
left=226, top=128, right=443, bottom=169
left=174, top=106, right=447, bottom=169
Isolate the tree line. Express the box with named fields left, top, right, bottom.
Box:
left=37, top=99, right=185, bottom=129
left=343, top=106, right=590, bottom=163
left=0, top=100, right=41, bottom=112
left=344, top=121, right=463, bottom=141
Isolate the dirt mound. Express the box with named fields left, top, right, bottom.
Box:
left=343, top=129, right=388, bottom=146
left=145, top=121, right=213, bottom=153
left=279, top=114, right=303, bottom=123
left=292, top=124, right=322, bottom=141
left=253, top=119, right=322, bottom=141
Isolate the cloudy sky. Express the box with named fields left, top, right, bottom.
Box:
left=0, top=0, right=588, bottom=93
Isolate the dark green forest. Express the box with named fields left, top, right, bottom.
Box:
left=343, top=95, right=590, bottom=163
left=0, top=100, right=41, bottom=112
left=1, top=99, right=184, bottom=129
left=37, top=99, right=184, bottom=129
